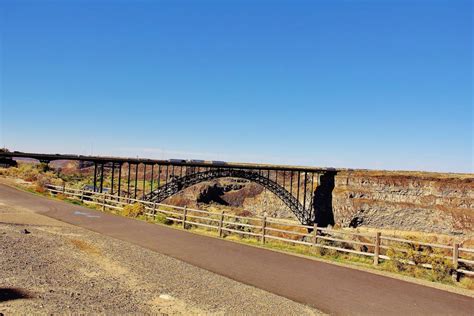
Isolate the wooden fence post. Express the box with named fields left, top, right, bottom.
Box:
left=218, top=211, right=224, bottom=237
left=62, top=183, right=66, bottom=194
left=182, top=206, right=187, bottom=229
left=452, top=242, right=459, bottom=282
left=102, top=193, right=106, bottom=211
left=80, top=189, right=84, bottom=202
left=373, top=232, right=381, bottom=266
left=313, top=223, right=318, bottom=246
left=261, top=216, right=267, bottom=245
left=152, top=202, right=157, bottom=219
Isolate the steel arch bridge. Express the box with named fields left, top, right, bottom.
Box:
left=0, top=151, right=337, bottom=226
left=144, top=168, right=311, bottom=223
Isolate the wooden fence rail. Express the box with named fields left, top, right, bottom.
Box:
left=46, top=185, right=474, bottom=277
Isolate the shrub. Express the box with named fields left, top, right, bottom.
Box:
left=1, top=162, right=63, bottom=188
left=313, top=238, right=341, bottom=257
left=385, top=242, right=454, bottom=282
left=122, top=203, right=145, bottom=218
left=34, top=183, right=46, bottom=193
left=232, top=217, right=253, bottom=235
left=426, top=251, right=455, bottom=282
left=154, top=212, right=172, bottom=225
left=386, top=247, right=407, bottom=272
left=36, top=171, right=63, bottom=187
left=20, top=165, right=40, bottom=182
left=38, top=162, right=50, bottom=172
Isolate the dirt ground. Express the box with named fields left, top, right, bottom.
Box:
left=0, top=200, right=321, bottom=315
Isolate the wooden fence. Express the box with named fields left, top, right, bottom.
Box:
left=46, top=184, right=474, bottom=278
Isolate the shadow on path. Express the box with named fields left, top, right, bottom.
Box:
left=0, top=288, right=32, bottom=302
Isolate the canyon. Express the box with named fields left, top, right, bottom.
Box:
left=166, top=170, right=474, bottom=236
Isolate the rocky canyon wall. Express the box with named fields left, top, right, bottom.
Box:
left=332, top=171, right=474, bottom=235
left=163, top=170, right=473, bottom=236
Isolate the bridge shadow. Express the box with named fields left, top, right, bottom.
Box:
left=313, top=172, right=335, bottom=227
left=196, top=184, right=230, bottom=206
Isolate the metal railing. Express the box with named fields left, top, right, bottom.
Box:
left=46, top=184, right=474, bottom=277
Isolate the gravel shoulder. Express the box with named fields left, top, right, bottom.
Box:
left=0, top=200, right=321, bottom=315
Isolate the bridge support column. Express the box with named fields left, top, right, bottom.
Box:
left=135, top=164, right=139, bottom=199
left=99, top=163, right=104, bottom=193
left=111, top=163, right=115, bottom=195
left=93, top=163, right=98, bottom=192
left=117, top=163, right=122, bottom=197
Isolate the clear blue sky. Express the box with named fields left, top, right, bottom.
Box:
left=0, top=0, right=472, bottom=172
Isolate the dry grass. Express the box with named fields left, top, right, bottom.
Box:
left=121, top=203, right=146, bottom=218
left=265, top=222, right=308, bottom=241
left=0, top=163, right=64, bottom=187
left=459, top=277, right=474, bottom=290
left=69, top=239, right=101, bottom=256
left=355, top=226, right=459, bottom=244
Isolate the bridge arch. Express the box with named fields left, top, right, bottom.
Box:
left=144, top=168, right=312, bottom=224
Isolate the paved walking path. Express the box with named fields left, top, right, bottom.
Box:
left=1, top=184, right=473, bottom=315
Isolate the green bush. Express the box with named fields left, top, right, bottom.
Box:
left=426, top=252, right=455, bottom=282
left=154, top=212, right=172, bottom=225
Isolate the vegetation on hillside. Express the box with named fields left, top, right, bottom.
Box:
left=0, top=163, right=64, bottom=192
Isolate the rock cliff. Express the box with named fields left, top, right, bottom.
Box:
left=332, top=171, right=474, bottom=235
left=165, top=170, right=474, bottom=235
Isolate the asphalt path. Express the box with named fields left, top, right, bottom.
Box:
left=1, top=183, right=473, bottom=315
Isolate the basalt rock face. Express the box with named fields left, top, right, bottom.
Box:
left=165, top=178, right=294, bottom=219
left=165, top=170, right=474, bottom=236
left=332, top=171, right=474, bottom=235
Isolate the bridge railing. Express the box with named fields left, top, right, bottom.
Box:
left=46, top=184, right=474, bottom=278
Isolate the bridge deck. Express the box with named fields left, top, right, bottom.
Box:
left=0, top=151, right=337, bottom=172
